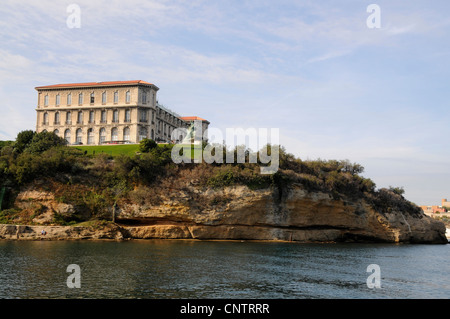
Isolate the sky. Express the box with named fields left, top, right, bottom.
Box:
left=1, top=0, right=450, bottom=205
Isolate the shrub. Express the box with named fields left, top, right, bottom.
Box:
left=24, top=131, right=67, bottom=154
left=139, top=138, right=157, bottom=153
left=14, top=130, right=35, bottom=153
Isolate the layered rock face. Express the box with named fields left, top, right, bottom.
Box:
left=117, top=185, right=447, bottom=244
left=5, top=184, right=447, bottom=243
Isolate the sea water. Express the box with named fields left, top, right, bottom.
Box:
left=0, top=240, right=448, bottom=299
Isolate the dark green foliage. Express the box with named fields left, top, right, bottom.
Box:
left=139, top=138, right=157, bottom=153
left=24, top=131, right=67, bottom=154
left=14, top=130, right=35, bottom=153
left=389, top=186, right=405, bottom=196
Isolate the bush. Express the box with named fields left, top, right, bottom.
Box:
left=139, top=138, right=157, bottom=153
left=14, top=130, right=35, bottom=153
left=25, top=131, right=67, bottom=154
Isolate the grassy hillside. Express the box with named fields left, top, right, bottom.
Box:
left=0, top=131, right=419, bottom=226
left=74, top=144, right=140, bottom=157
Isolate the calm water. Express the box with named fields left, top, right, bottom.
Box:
left=0, top=240, right=449, bottom=299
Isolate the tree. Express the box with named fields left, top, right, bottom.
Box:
left=139, top=138, right=157, bottom=153
left=389, top=186, right=405, bottom=196
left=25, top=131, right=67, bottom=154
left=14, top=130, right=36, bottom=153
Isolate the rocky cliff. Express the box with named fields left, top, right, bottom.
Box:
left=118, top=184, right=446, bottom=243
left=4, top=183, right=447, bottom=243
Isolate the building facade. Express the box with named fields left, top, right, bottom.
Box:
left=35, top=80, right=208, bottom=145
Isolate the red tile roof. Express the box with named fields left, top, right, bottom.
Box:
left=180, top=116, right=209, bottom=123
left=35, top=80, right=155, bottom=90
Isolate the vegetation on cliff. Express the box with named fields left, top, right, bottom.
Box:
left=0, top=131, right=421, bottom=225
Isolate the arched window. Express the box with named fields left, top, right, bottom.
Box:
left=111, top=127, right=119, bottom=142
left=123, top=127, right=130, bottom=141
left=99, top=128, right=106, bottom=144
left=53, top=129, right=59, bottom=136
left=64, top=129, right=71, bottom=144
left=102, top=91, right=107, bottom=104
left=43, top=112, right=49, bottom=125
left=76, top=128, right=83, bottom=144
left=66, top=111, right=72, bottom=124
left=54, top=112, right=60, bottom=124
left=44, top=95, right=49, bottom=106
left=114, top=91, right=118, bottom=104
left=125, top=91, right=130, bottom=103
left=78, top=93, right=83, bottom=105
left=87, top=128, right=94, bottom=145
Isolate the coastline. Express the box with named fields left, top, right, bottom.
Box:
left=1, top=223, right=448, bottom=244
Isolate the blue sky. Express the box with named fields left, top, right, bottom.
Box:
left=1, top=0, right=450, bottom=205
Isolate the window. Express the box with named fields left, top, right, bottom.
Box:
left=56, top=94, right=60, bottom=106
left=78, top=93, right=83, bottom=105
left=101, top=110, right=107, bottom=123
left=123, top=127, right=130, bottom=141
left=111, top=127, right=118, bottom=142
left=99, top=128, right=106, bottom=144
left=139, top=127, right=147, bottom=141
left=54, top=129, right=59, bottom=136
left=44, top=95, right=49, bottom=106
left=66, top=111, right=72, bottom=124
left=114, top=91, right=118, bottom=104
left=125, top=109, right=131, bottom=122
left=102, top=92, right=106, bottom=104
left=142, top=91, right=147, bottom=104
left=140, top=109, right=147, bottom=122
left=67, top=93, right=72, bottom=105
left=76, top=128, right=82, bottom=144
left=54, top=112, right=60, bottom=125
left=77, top=111, right=83, bottom=124
left=43, top=112, right=49, bottom=125
left=126, top=91, right=130, bottom=103
left=151, top=129, right=154, bottom=140
left=87, top=128, right=94, bottom=145
left=113, top=110, right=119, bottom=123
left=64, top=129, right=71, bottom=144
left=90, top=92, right=95, bottom=104
left=89, top=111, right=95, bottom=124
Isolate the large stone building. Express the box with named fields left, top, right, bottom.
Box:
left=35, top=80, right=209, bottom=145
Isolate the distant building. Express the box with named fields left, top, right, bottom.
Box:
left=420, top=198, right=450, bottom=215
left=35, top=80, right=209, bottom=145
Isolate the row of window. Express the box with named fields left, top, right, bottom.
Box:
left=43, top=90, right=140, bottom=107
left=42, top=110, right=132, bottom=125
left=53, top=127, right=156, bottom=144
left=42, top=109, right=184, bottom=128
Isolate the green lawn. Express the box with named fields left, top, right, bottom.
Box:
left=74, top=144, right=140, bottom=156
left=74, top=143, right=202, bottom=157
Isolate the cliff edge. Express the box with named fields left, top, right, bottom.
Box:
left=116, top=184, right=447, bottom=244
